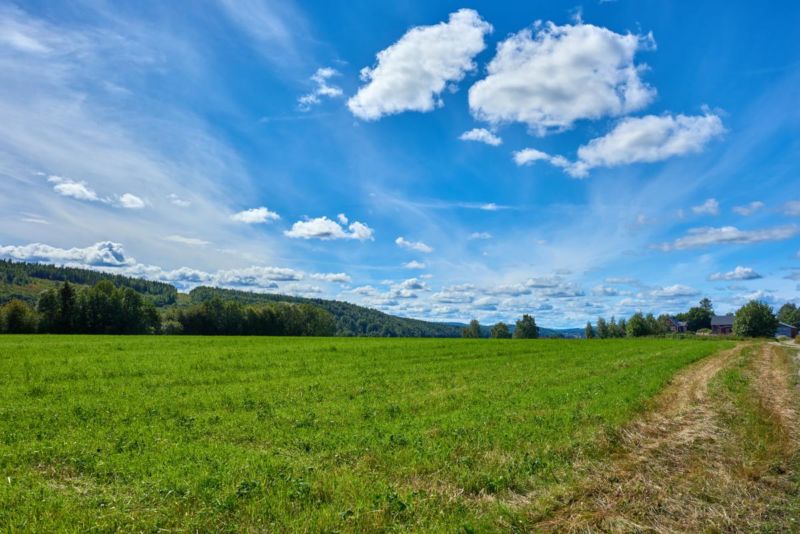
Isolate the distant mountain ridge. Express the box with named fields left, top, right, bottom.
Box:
left=443, top=322, right=585, bottom=339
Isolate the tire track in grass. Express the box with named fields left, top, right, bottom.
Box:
left=532, top=343, right=800, bottom=532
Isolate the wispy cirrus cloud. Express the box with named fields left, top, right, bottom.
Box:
left=298, top=67, right=342, bottom=110
left=732, top=201, right=764, bottom=216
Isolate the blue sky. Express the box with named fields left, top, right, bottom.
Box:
left=1, top=0, right=799, bottom=327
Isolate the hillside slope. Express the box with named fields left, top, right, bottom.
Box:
left=1, top=260, right=584, bottom=337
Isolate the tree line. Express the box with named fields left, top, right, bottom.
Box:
left=189, top=286, right=463, bottom=337
left=164, top=298, right=335, bottom=336
left=584, top=298, right=787, bottom=339
left=0, top=281, right=335, bottom=336
left=462, top=314, right=540, bottom=339
left=0, top=280, right=160, bottom=334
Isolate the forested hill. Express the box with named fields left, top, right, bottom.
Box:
left=188, top=286, right=463, bottom=338
left=1, top=260, right=580, bottom=337
left=0, top=260, right=177, bottom=306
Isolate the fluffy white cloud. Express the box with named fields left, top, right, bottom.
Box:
left=395, top=236, right=433, bottom=253
left=347, top=9, right=492, bottom=120
left=118, top=193, right=145, bottom=209
left=468, top=232, right=492, bottom=240
left=650, top=284, right=699, bottom=298
left=484, top=284, right=530, bottom=297
left=397, top=277, right=427, bottom=291
left=0, top=241, right=133, bottom=266
left=592, top=285, right=620, bottom=296
left=732, top=201, right=764, bottom=216
left=567, top=112, right=725, bottom=177
left=48, top=175, right=146, bottom=210
left=215, top=266, right=303, bottom=286
left=285, top=215, right=374, bottom=240
left=469, top=22, right=655, bottom=134
left=692, top=198, right=719, bottom=216
left=525, top=276, right=562, bottom=288
left=309, top=272, right=352, bottom=283
left=298, top=67, right=343, bottom=110
left=513, top=148, right=570, bottom=168
left=459, top=128, right=502, bottom=146
left=164, top=235, right=210, bottom=247
left=231, top=207, right=280, bottom=224
left=656, top=225, right=798, bottom=251
left=47, top=175, right=99, bottom=202
left=403, top=260, right=426, bottom=269
left=708, top=266, right=762, bottom=281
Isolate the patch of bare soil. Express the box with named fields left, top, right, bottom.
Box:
left=534, top=343, right=800, bottom=533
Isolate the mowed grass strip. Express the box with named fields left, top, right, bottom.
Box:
left=0, top=336, right=731, bottom=531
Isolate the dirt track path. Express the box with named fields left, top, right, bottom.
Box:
left=536, top=343, right=800, bottom=533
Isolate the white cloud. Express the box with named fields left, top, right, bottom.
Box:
left=732, top=201, right=764, bottom=216
left=692, top=198, right=720, bottom=216
left=459, top=128, right=501, bottom=146
left=47, top=175, right=99, bottom=202
left=397, top=277, right=427, bottom=291
left=21, top=216, right=48, bottom=225
left=469, top=22, right=655, bottom=134
left=164, top=235, right=210, bottom=247
left=215, top=266, right=302, bottom=286
left=231, top=207, right=281, bottom=224
left=468, top=232, right=492, bottom=240
left=513, top=148, right=570, bottom=169
left=285, top=215, right=374, bottom=240
left=337, top=213, right=348, bottom=224
left=650, top=284, right=699, bottom=298
left=403, top=260, right=426, bottom=269
left=48, top=176, right=145, bottom=209
left=298, top=67, right=343, bottom=110
left=168, top=193, right=191, bottom=207
left=783, top=200, right=800, bottom=216
left=656, top=225, right=798, bottom=251
left=604, top=276, right=639, bottom=285
left=0, top=241, right=134, bottom=266
left=395, top=236, right=433, bottom=253
left=567, top=112, right=725, bottom=177
left=708, top=266, right=762, bottom=281
left=347, top=9, right=492, bottom=120
left=525, top=276, right=562, bottom=288
left=592, top=285, right=620, bottom=296
left=309, top=272, right=352, bottom=284
left=118, top=192, right=145, bottom=209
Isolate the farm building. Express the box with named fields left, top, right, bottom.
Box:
left=776, top=322, right=798, bottom=338
left=711, top=314, right=734, bottom=335
left=667, top=317, right=688, bottom=333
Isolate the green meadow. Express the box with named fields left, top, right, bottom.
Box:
left=0, top=336, right=731, bottom=531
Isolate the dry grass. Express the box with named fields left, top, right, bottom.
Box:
left=532, top=343, right=800, bottom=533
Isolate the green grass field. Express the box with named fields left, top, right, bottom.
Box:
left=0, top=336, right=732, bottom=531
